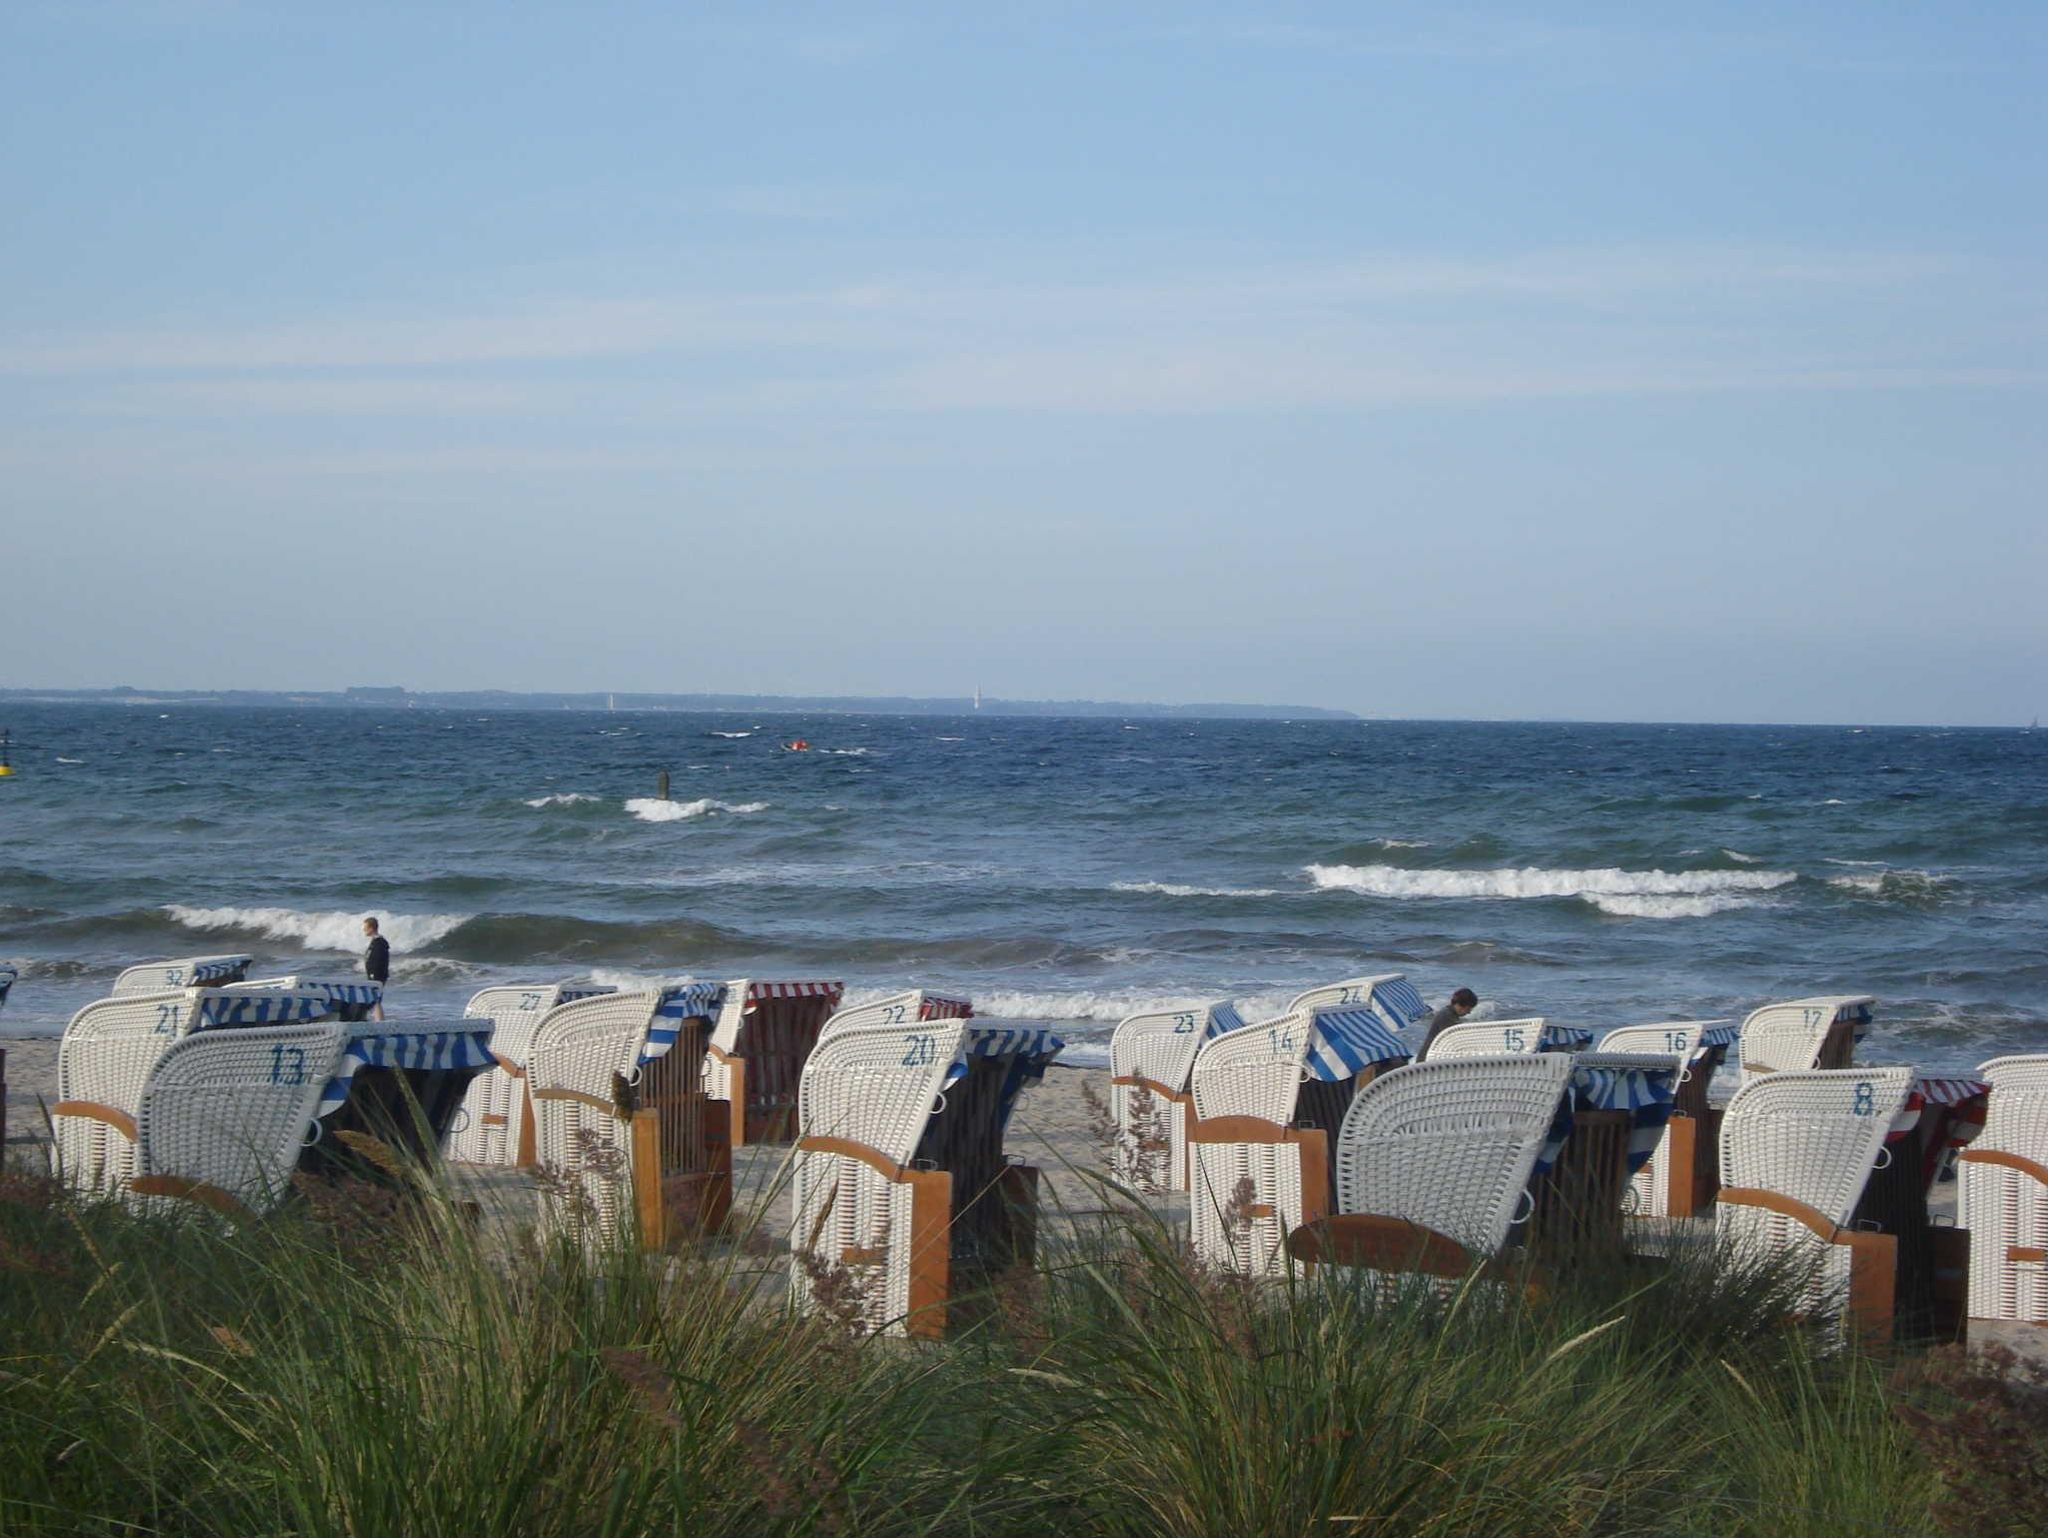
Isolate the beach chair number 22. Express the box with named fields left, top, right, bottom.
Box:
left=900, top=1033, right=937, bottom=1066
left=268, top=1045, right=307, bottom=1086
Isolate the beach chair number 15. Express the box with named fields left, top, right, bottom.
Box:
left=1504, top=1026, right=1527, bottom=1051
left=268, top=1045, right=307, bottom=1086
left=900, top=1033, right=936, bottom=1066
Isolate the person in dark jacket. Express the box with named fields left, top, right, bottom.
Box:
left=362, top=916, right=390, bottom=1021
left=1422, top=987, right=1478, bottom=1055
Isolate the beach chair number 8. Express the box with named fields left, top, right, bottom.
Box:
left=1505, top=1027, right=1526, bottom=1051
left=1852, top=1081, right=1874, bottom=1118
left=900, top=1033, right=935, bottom=1066
left=268, top=1045, right=306, bottom=1086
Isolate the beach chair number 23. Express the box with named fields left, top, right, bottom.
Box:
left=1170, top=1012, right=1198, bottom=1033
left=268, top=1045, right=307, bottom=1086
left=900, top=1033, right=937, bottom=1066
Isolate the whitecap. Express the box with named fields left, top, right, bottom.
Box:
left=1721, top=848, right=1763, bottom=864
left=821, top=748, right=872, bottom=757
left=625, top=796, right=769, bottom=823
left=524, top=792, right=601, bottom=808
left=710, top=731, right=752, bottom=739
left=1305, top=863, right=1796, bottom=913
left=55, top=757, right=83, bottom=765
left=164, top=904, right=468, bottom=952
left=1587, top=894, right=1758, bottom=919
left=1112, top=881, right=1283, bottom=899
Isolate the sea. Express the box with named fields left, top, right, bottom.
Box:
left=3, top=703, right=2046, bottom=1075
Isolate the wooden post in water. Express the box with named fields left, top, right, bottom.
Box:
left=656, top=769, right=670, bottom=801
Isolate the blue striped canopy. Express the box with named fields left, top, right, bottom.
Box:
left=197, top=991, right=337, bottom=1029
left=1532, top=1059, right=1681, bottom=1177
left=1370, top=977, right=1430, bottom=1028
left=1206, top=1002, right=1245, bottom=1038
left=316, top=1023, right=498, bottom=1119
left=640, top=982, right=730, bottom=1063
left=1539, top=1024, right=1595, bottom=1052
left=937, top=1024, right=1066, bottom=1131
left=0, top=965, right=15, bottom=1011
left=1303, top=1007, right=1414, bottom=1082
left=1696, top=1021, right=1742, bottom=1049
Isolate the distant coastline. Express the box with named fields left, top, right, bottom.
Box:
left=0, top=685, right=1357, bottom=721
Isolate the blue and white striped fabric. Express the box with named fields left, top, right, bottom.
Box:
left=315, top=1024, right=499, bottom=1119
left=639, top=982, right=730, bottom=1064
left=188, top=955, right=254, bottom=985
left=1840, top=1002, right=1874, bottom=1042
left=1532, top=1061, right=1681, bottom=1176
left=197, top=991, right=336, bottom=1029
left=300, top=980, right=384, bottom=1009
left=1370, top=977, right=1430, bottom=1030
left=1303, top=1008, right=1413, bottom=1081
left=937, top=1024, right=1067, bottom=1131
left=1207, top=1002, right=1245, bottom=1038
left=1696, top=1021, right=1742, bottom=1050
left=1539, top=1024, right=1595, bottom=1052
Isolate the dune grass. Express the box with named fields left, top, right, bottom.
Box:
left=0, top=1155, right=2000, bottom=1537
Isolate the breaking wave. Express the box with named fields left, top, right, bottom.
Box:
left=625, top=797, right=769, bottom=823
left=524, top=792, right=601, bottom=808
left=1111, top=881, right=1284, bottom=899
left=1305, top=863, right=1796, bottom=918
left=165, top=905, right=470, bottom=952
left=1826, top=869, right=1951, bottom=904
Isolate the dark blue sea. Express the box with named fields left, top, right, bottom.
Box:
left=4, top=704, right=2046, bottom=1074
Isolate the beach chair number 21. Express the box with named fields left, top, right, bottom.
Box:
left=152, top=1003, right=180, bottom=1034
left=268, top=1045, right=307, bottom=1086
left=900, top=1033, right=937, bottom=1066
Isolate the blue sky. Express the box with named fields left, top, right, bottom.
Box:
left=2, top=2, right=2042, bottom=723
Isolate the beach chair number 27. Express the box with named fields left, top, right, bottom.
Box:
left=899, top=1033, right=937, bottom=1066
left=268, top=1045, right=307, bottom=1085
left=517, top=992, right=544, bottom=1012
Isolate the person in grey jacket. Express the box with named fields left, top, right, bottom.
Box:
left=1422, top=987, right=1478, bottom=1054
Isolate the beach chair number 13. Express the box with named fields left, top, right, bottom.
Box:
left=900, top=1033, right=937, bottom=1066
left=268, top=1045, right=307, bottom=1086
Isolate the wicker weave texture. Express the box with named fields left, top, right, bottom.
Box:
left=796, top=1022, right=967, bottom=1166
left=135, top=1023, right=347, bottom=1212
left=1601, top=1022, right=1711, bottom=1218
left=1424, top=1018, right=1548, bottom=1061
left=528, top=991, right=660, bottom=1244
left=1189, top=1012, right=1313, bottom=1126
left=792, top=1155, right=917, bottom=1334
left=1286, top=974, right=1405, bottom=1015
left=1191, top=1137, right=1305, bottom=1279
left=55, top=992, right=201, bottom=1193
left=1737, top=995, right=1872, bottom=1082
left=1718, top=1067, right=1912, bottom=1226
left=1332, top=1053, right=1573, bottom=1251
left=110, top=956, right=252, bottom=997
left=1962, top=1054, right=2048, bottom=1322
left=444, top=984, right=572, bottom=1164
left=816, top=991, right=971, bottom=1043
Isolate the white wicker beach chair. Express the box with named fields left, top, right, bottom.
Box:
left=1287, top=974, right=1430, bottom=1020
left=1185, top=1003, right=1417, bottom=1279
left=1424, top=1018, right=1581, bottom=1061
left=815, top=989, right=973, bottom=1041
left=792, top=1019, right=1061, bottom=1338
left=1289, top=1053, right=1576, bottom=1281
left=442, top=982, right=615, bottom=1166
left=1108, top=1001, right=1244, bottom=1192
left=243, top=974, right=387, bottom=1022
left=0, top=964, right=16, bottom=1013
left=702, top=979, right=844, bottom=1148
left=54, top=984, right=344, bottom=1196
left=527, top=984, right=730, bottom=1247
left=1597, top=1021, right=1731, bottom=1220
left=1716, top=1067, right=1913, bottom=1340
left=129, top=1023, right=351, bottom=1216
left=1736, top=995, right=1874, bottom=1083
left=111, top=955, right=254, bottom=996
left=1957, top=1054, right=2048, bottom=1330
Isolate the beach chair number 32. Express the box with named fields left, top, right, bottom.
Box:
left=268, top=1045, right=307, bottom=1085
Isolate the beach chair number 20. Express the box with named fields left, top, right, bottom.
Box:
left=899, top=1033, right=937, bottom=1066
left=268, top=1045, right=307, bottom=1086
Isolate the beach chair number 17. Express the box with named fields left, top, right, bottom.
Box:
left=268, top=1045, right=307, bottom=1086
left=900, top=1033, right=936, bottom=1066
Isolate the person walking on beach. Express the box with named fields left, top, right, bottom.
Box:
left=1422, top=987, right=1478, bottom=1054
left=362, top=916, right=390, bottom=1021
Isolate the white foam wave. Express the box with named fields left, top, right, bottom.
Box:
left=710, top=731, right=752, bottom=738
left=1721, top=848, right=1762, bottom=864
left=524, top=792, right=601, bottom=808
left=1376, top=838, right=1430, bottom=850
left=164, top=904, right=469, bottom=952
left=821, top=747, right=872, bottom=757
left=1111, top=881, right=1283, bottom=899
left=625, top=797, right=769, bottom=823
left=1586, top=894, right=1758, bottom=919
left=55, top=757, right=84, bottom=765
left=1305, top=863, right=1796, bottom=909
left=1826, top=869, right=1950, bottom=899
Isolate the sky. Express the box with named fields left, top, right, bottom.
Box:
left=1, top=2, right=2043, bottom=725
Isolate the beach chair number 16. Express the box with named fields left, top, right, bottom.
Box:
left=1665, top=1031, right=1690, bottom=1054
left=900, top=1033, right=936, bottom=1066
left=268, top=1045, right=307, bottom=1086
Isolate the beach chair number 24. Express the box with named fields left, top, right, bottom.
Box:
left=267, top=1045, right=308, bottom=1086
left=900, top=1033, right=937, bottom=1066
